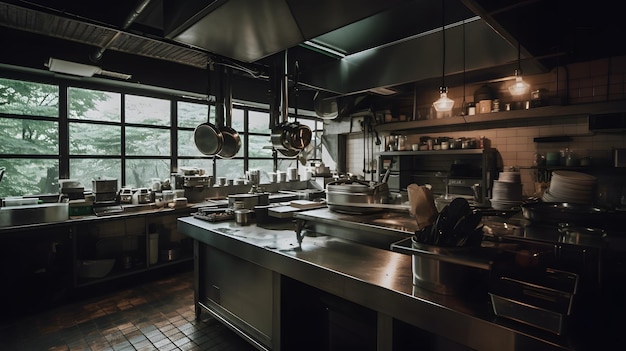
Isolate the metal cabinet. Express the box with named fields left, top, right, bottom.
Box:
left=196, top=243, right=279, bottom=351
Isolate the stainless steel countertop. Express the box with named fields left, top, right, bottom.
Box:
left=178, top=216, right=584, bottom=351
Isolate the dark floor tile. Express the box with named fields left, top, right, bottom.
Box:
left=0, top=269, right=257, bottom=351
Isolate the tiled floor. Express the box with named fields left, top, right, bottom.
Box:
left=0, top=268, right=258, bottom=351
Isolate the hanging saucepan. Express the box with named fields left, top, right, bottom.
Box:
left=270, top=53, right=311, bottom=157
left=216, top=66, right=241, bottom=159
left=194, top=66, right=223, bottom=156
left=284, top=121, right=312, bottom=150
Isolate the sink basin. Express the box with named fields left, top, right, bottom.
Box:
left=0, top=203, right=69, bottom=227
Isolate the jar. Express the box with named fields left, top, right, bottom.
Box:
left=492, top=99, right=500, bottom=112
left=467, top=102, right=476, bottom=115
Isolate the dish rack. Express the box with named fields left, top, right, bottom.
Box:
left=489, top=267, right=578, bottom=335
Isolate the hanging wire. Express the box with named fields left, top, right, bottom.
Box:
left=462, top=18, right=466, bottom=116
left=440, top=0, right=446, bottom=89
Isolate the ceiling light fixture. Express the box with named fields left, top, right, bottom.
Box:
left=433, top=0, right=453, bottom=112
left=46, top=58, right=132, bottom=80
left=301, top=40, right=346, bottom=59
left=508, top=41, right=529, bottom=96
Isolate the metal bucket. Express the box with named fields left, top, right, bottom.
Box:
left=411, top=237, right=480, bottom=295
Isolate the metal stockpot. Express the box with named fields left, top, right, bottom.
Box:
left=326, top=179, right=390, bottom=214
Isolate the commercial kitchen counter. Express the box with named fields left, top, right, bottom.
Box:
left=177, top=214, right=611, bottom=351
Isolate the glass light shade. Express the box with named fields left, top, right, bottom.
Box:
left=508, top=75, right=530, bottom=96
left=433, top=90, right=454, bottom=112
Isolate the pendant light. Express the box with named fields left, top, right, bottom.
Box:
left=508, top=40, right=530, bottom=96
left=433, top=0, right=454, bottom=112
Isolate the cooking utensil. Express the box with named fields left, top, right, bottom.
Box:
left=326, top=178, right=390, bottom=214
left=194, top=67, right=223, bottom=156
left=521, top=201, right=613, bottom=227
left=216, top=66, right=241, bottom=159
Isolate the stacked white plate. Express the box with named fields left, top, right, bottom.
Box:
left=498, top=171, right=521, bottom=183
left=542, top=170, right=596, bottom=204
left=490, top=172, right=523, bottom=210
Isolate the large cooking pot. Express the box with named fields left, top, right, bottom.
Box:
left=326, top=178, right=390, bottom=214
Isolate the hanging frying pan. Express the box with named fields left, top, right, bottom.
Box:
left=313, top=90, right=339, bottom=119
left=217, top=66, right=241, bottom=159
left=194, top=66, right=223, bottom=156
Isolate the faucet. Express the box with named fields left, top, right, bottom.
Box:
left=471, top=184, right=483, bottom=204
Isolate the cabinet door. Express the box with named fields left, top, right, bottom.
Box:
left=199, top=244, right=275, bottom=348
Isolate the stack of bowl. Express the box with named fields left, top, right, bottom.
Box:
left=490, top=171, right=523, bottom=210
left=542, top=170, right=597, bottom=204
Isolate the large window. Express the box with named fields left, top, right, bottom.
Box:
left=0, top=78, right=59, bottom=196
left=0, top=75, right=325, bottom=198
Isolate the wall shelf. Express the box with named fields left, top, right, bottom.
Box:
left=374, top=100, right=626, bottom=133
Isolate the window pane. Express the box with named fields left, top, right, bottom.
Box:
left=248, top=160, right=274, bottom=184
left=297, top=118, right=316, bottom=130
left=70, top=159, right=121, bottom=191
left=215, top=159, right=243, bottom=180
left=277, top=159, right=297, bottom=171
left=125, top=159, right=171, bottom=188
left=177, top=130, right=205, bottom=157
left=125, top=95, right=170, bottom=125
left=249, top=110, right=270, bottom=133
left=0, top=158, right=58, bottom=197
left=0, top=118, right=58, bottom=154
left=68, top=88, right=121, bottom=122
left=231, top=107, right=244, bottom=132
left=70, top=123, right=121, bottom=155
left=0, top=78, right=58, bottom=117
left=248, top=135, right=273, bottom=157
left=178, top=101, right=210, bottom=128
left=125, top=127, right=170, bottom=156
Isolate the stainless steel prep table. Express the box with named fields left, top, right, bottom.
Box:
left=178, top=216, right=581, bottom=351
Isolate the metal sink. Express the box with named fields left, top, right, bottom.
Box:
left=0, top=203, right=69, bottom=227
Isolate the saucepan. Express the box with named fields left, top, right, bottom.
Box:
left=216, top=66, right=241, bottom=159
left=271, top=121, right=312, bottom=157
left=194, top=67, right=223, bottom=156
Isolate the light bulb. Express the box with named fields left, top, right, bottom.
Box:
left=508, top=71, right=530, bottom=96
left=433, top=87, right=454, bottom=112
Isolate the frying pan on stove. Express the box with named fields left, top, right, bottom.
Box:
left=194, top=67, right=223, bottom=156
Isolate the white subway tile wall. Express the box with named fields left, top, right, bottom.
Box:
left=346, top=56, right=626, bottom=198
left=348, top=122, right=626, bottom=198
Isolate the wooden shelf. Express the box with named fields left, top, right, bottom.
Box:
left=374, top=100, right=626, bottom=133
left=377, top=148, right=493, bottom=156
